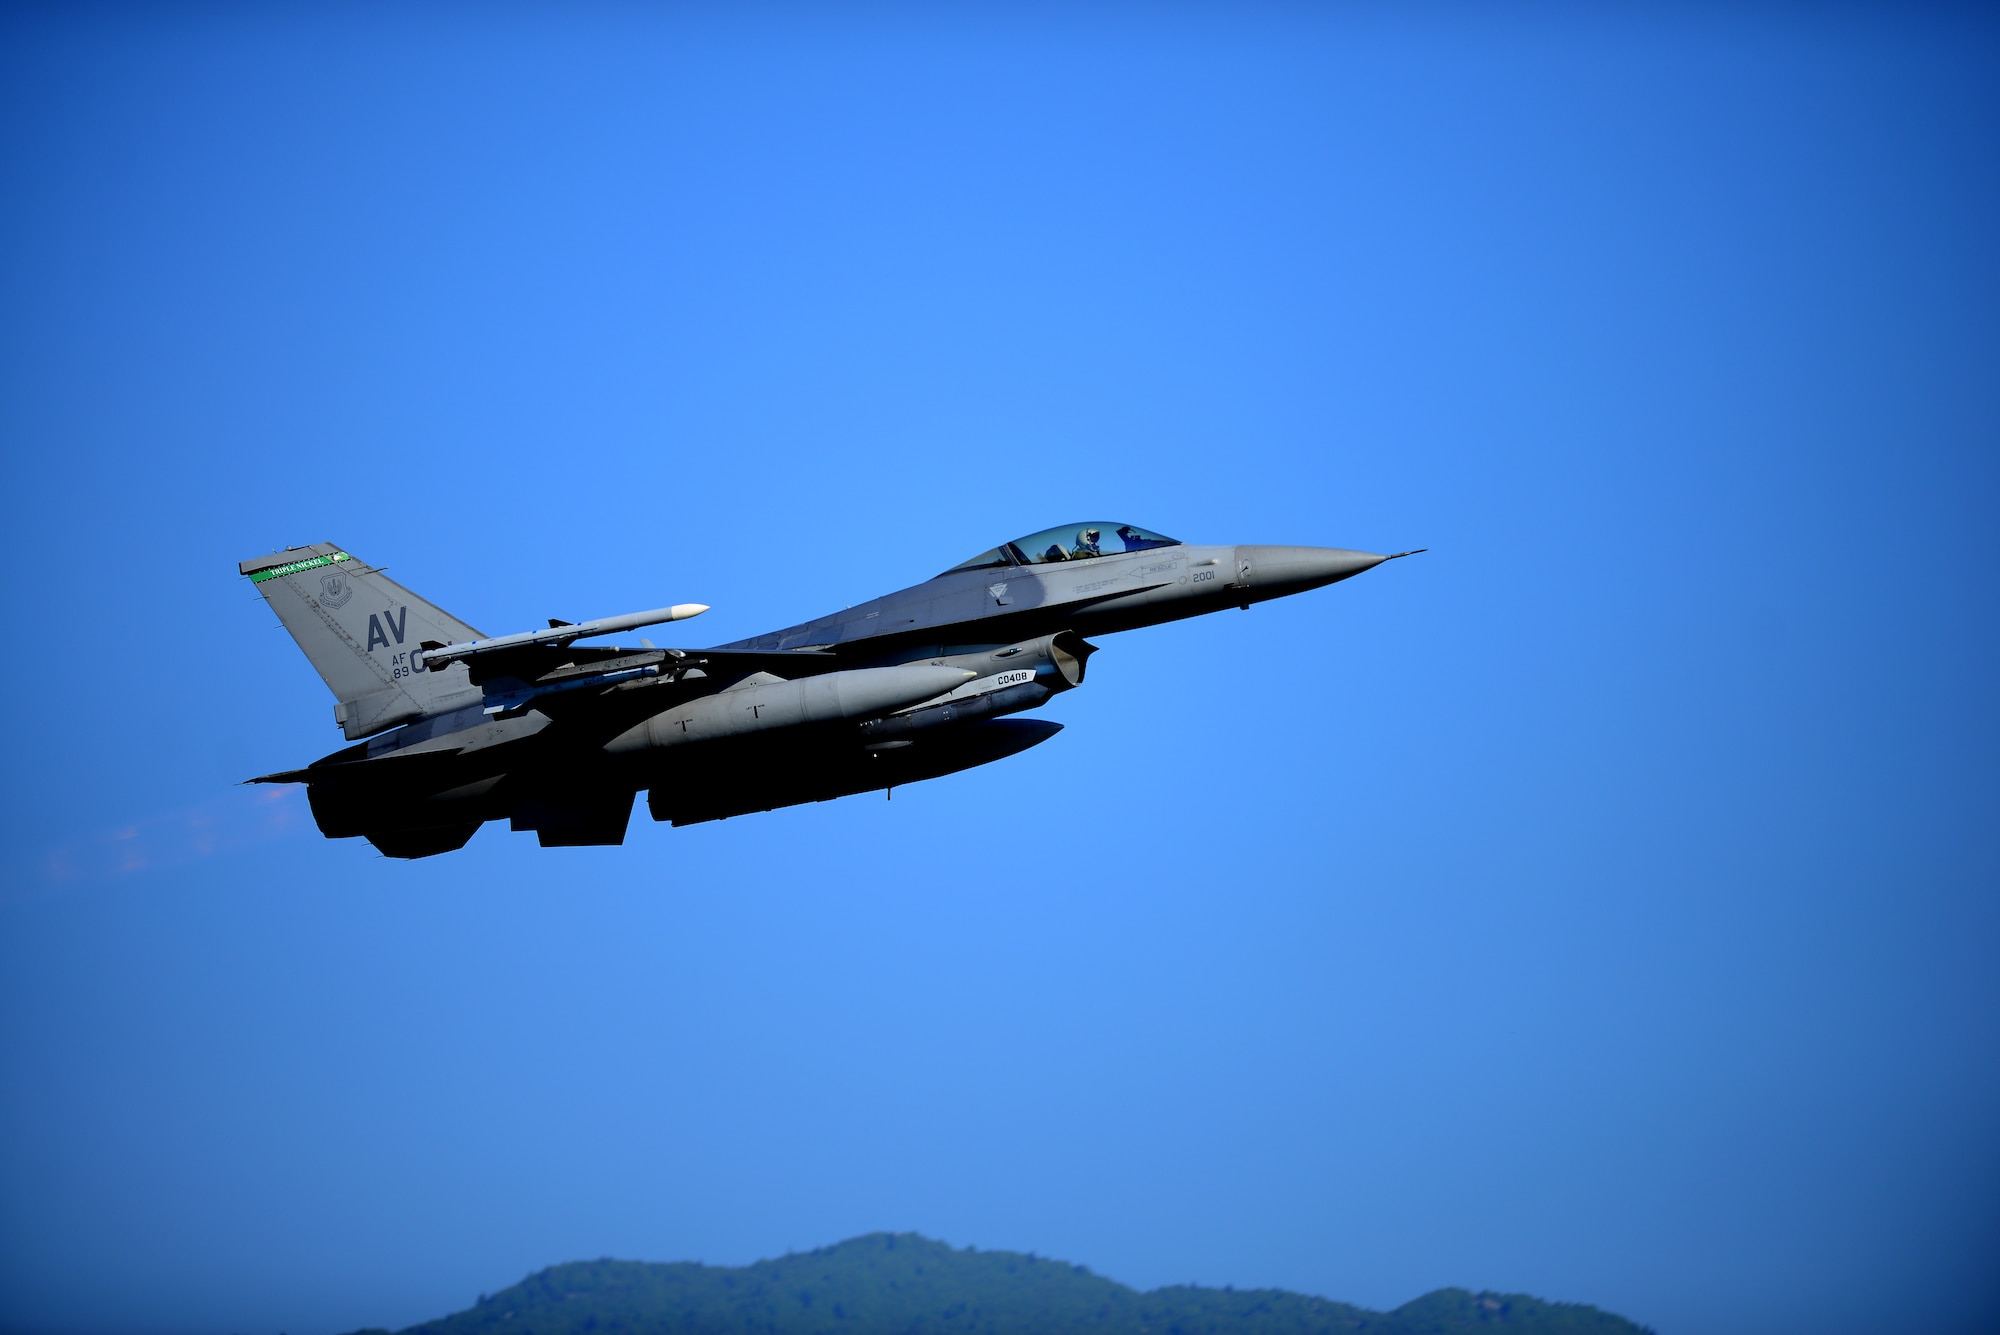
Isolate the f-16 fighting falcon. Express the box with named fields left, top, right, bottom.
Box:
left=241, top=524, right=1420, bottom=857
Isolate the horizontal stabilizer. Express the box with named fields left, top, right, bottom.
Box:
left=245, top=744, right=466, bottom=786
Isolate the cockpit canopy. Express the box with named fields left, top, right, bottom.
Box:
left=943, top=523, right=1182, bottom=575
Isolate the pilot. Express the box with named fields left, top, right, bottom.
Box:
left=1070, top=528, right=1103, bottom=559
left=1116, top=524, right=1162, bottom=551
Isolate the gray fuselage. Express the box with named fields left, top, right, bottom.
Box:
left=245, top=530, right=1400, bottom=857
left=721, top=544, right=1385, bottom=660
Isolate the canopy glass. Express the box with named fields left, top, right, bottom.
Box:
left=943, top=523, right=1181, bottom=574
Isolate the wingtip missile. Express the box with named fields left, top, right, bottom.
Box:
left=588, top=604, right=709, bottom=636
left=420, top=602, right=713, bottom=668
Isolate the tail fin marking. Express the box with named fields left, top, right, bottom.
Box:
left=240, top=543, right=487, bottom=739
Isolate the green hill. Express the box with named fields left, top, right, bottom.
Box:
left=346, top=1232, right=1652, bottom=1335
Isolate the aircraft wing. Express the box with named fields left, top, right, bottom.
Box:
left=434, top=642, right=836, bottom=687
left=450, top=644, right=845, bottom=721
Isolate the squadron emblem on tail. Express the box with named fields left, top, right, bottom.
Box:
left=318, top=572, right=352, bottom=609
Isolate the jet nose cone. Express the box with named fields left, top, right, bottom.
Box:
left=1234, top=545, right=1392, bottom=595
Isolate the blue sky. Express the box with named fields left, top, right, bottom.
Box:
left=1, top=5, right=1995, bottom=1333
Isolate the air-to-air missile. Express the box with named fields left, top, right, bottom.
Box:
left=241, top=524, right=1420, bottom=857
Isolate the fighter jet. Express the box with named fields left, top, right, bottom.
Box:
left=241, top=523, right=1419, bottom=857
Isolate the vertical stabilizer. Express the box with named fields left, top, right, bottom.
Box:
left=240, top=544, right=486, bottom=739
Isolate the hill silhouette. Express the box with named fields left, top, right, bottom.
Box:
left=346, top=1232, right=1651, bottom=1335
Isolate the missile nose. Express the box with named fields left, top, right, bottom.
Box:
left=1234, top=545, right=1394, bottom=595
